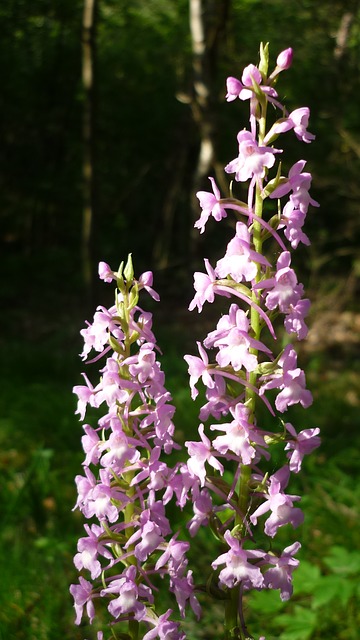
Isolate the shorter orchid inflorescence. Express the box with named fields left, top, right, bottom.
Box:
left=71, top=44, right=320, bottom=640
left=71, top=258, right=200, bottom=640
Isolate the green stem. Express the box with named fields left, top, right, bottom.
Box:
left=224, top=93, right=268, bottom=639
left=224, top=589, right=241, bottom=639
left=118, top=283, right=139, bottom=640
left=128, top=619, right=140, bottom=640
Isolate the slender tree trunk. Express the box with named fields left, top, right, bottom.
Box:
left=82, top=0, right=98, bottom=297
left=152, top=1, right=230, bottom=269
left=334, top=11, right=354, bottom=60
left=189, top=0, right=230, bottom=254
left=190, top=0, right=214, bottom=178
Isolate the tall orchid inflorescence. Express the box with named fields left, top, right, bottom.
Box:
left=183, top=43, right=320, bottom=639
left=71, top=45, right=320, bottom=640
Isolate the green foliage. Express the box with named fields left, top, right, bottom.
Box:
left=248, top=550, right=360, bottom=639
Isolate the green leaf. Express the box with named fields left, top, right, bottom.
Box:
left=324, top=545, right=360, bottom=576
left=312, top=574, right=354, bottom=608
left=275, top=606, right=317, bottom=640
left=292, top=560, right=321, bottom=594
left=249, top=588, right=285, bottom=614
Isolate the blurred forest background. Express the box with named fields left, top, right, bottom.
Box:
left=1, top=1, right=360, bottom=639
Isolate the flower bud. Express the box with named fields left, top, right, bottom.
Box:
left=276, top=47, right=293, bottom=70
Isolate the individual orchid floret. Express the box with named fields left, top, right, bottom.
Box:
left=170, top=569, right=202, bottom=620
left=73, top=373, right=99, bottom=420
left=87, top=472, right=129, bottom=523
left=81, top=424, right=101, bottom=466
left=225, top=75, right=243, bottom=102
left=187, top=488, right=213, bottom=536
left=155, top=534, right=190, bottom=575
left=250, top=466, right=304, bottom=537
left=255, top=251, right=303, bottom=313
left=125, top=342, right=164, bottom=386
left=143, top=609, right=186, bottom=640
left=284, top=297, right=311, bottom=340
left=138, top=393, right=178, bottom=454
left=132, top=446, right=170, bottom=492
left=167, top=463, right=201, bottom=510
left=96, top=356, right=130, bottom=407
left=99, top=428, right=141, bottom=472
left=73, top=466, right=97, bottom=517
left=212, top=530, right=265, bottom=589
left=184, top=341, right=215, bottom=399
left=270, top=160, right=319, bottom=214
left=263, top=541, right=300, bottom=601
left=100, top=565, right=152, bottom=620
left=265, top=107, right=315, bottom=144
left=280, top=202, right=310, bottom=249
left=205, top=304, right=272, bottom=373
left=288, top=107, right=316, bottom=143
left=80, top=305, right=123, bottom=360
left=74, top=523, right=113, bottom=579
left=199, top=376, right=235, bottom=421
left=225, top=130, right=280, bottom=183
left=260, top=344, right=312, bottom=413
left=240, top=64, right=263, bottom=97
left=215, top=322, right=260, bottom=372
left=195, top=176, right=227, bottom=233
left=284, top=423, right=321, bottom=473
left=216, top=221, right=270, bottom=283
left=98, top=261, right=116, bottom=283
left=138, top=271, right=161, bottom=302
left=185, top=424, right=224, bottom=486
left=188, top=258, right=217, bottom=312
left=226, top=64, right=278, bottom=103
left=126, top=518, right=166, bottom=563
left=70, top=576, right=96, bottom=625
left=131, top=308, right=157, bottom=345
left=142, top=404, right=174, bottom=452
left=211, top=402, right=267, bottom=464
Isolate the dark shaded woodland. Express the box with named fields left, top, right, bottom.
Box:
left=1, top=2, right=360, bottom=639
left=1, top=1, right=360, bottom=308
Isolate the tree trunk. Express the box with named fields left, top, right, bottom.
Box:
left=82, top=0, right=98, bottom=298
left=334, top=11, right=354, bottom=60
left=152, top=1, right=230, bottom=270
left=189, top=0, right=230, bottom=254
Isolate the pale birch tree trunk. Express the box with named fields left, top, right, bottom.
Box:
left=189, top=0, right=230, bottom=252
left=153, top=1, right=230, bottom=269
left=82, top=0, right=98, bottom=295
left=190, top=0, right=214, bottom=182
left=334, top=11, right=354, bottom=60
